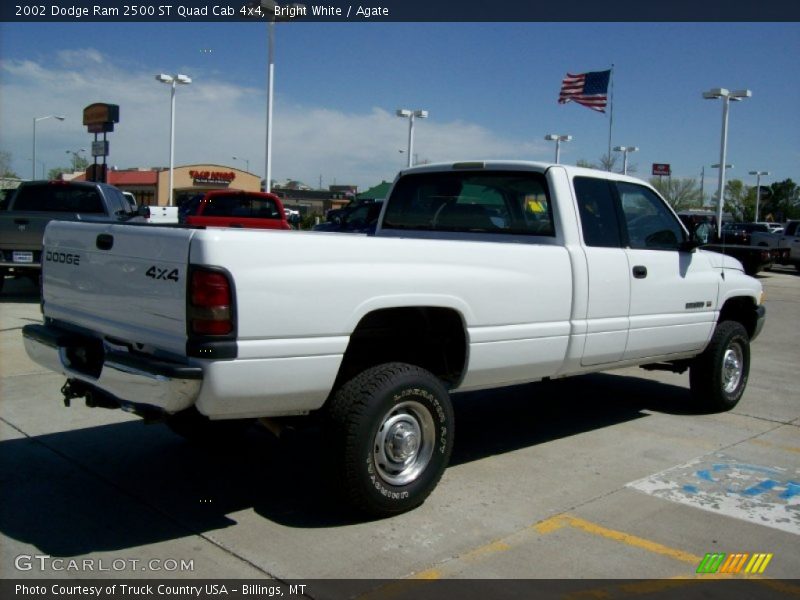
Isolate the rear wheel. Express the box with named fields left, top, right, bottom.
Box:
left=327, top=362, right=454, bottom=516
left=689, top=321, right=750, bottom=412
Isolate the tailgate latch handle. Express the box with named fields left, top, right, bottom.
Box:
left=96, top=234, right=114, bottom=251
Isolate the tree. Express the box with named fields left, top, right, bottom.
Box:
left=45, top=152, right=90, bottom=181
left=761, top=179, right=800, bottom=222
left=650, top=177, right=703, bottom=212
left=576, top=153, right=636, bottom=174
left=47, top=166, right=70, bottom=180
left=723, top=179, right=749, bottom=221
left=0, top=151, right=19, bottom=178
left=68, top=152, right=90, bottom=172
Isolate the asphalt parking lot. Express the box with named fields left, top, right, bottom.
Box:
left=0, top=268, right=798, bottom=586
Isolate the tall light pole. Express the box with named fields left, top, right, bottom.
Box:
left=156, top=73, right=192, bottom=206
left=705, top=163, right=733, bottom=208
left=259, top=0, right=306, bottom=193
left=749, top=170, right=770, bottom=222
left=613, top=145, right=638, bottom=175
left=32, top=115, right=66, bottom=179
left=544, top=134, right=572, bottom=164
left=396, top=109, right=428, bottom=168
left=232, top=156, right=250, bottom=172
left=266, top=18, right=275, bottom=192
left=703, top=87, right=751, bottom=233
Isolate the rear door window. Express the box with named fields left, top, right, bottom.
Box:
left=573, top=177, right=623, bottom=248
left=383, top=171, right=554, bottom=236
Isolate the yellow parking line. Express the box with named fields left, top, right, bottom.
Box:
left=748, top=437, right=800, bottom=454
left=405, top=513, right=788, bottom=586
left=534, top=514, right=702, bottom=565
left=410, top=540, right=512, bottom=579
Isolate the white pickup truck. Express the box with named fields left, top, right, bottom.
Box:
left=23, top=161, right=765, bottom=516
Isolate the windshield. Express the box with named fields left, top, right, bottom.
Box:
left=202, top=194, right=282, bottom=218
left=13, top=184, right=104, bottom=213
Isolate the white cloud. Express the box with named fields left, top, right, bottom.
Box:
left=57, top=48, right=105, bottom=66
left=0, top=50, right=546, bottom=189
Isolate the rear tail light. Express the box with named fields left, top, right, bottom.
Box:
left=189, top=269, right=233, bottom=335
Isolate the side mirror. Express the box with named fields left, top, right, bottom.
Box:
left=679, top=238, right=702, bottom=253
left=138, top=206, right=151, bottom=218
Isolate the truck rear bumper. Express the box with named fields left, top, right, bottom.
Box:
left=22, top=324, right=202, bottom=414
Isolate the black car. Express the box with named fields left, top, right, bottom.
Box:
left=314, top=200, right=383, bottom=234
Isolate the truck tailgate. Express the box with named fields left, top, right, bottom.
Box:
left=0, top=214, right=56, bottom=268
left=42, top=221, right=194, bottom=354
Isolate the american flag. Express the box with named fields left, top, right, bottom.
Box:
left=558, top=70, right=611, bottom=113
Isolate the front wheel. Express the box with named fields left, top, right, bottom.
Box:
left=327, top=362, right=454, bottom=516
left=689, top=321, right=750, bottom=412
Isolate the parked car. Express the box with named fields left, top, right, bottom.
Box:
left=178, top=194, right=204, bottom=224
left=758, top=222, right=784, bottom=234
left=0, top=180, right=146, bottom=293
left=186, top=190, right=291, bottom=230
left=313, top=200, right=383, bottom=233
left=778, top=220, right=800, bottom=270
left=721, top=222, right=779, bottom=247
left=679, top=214, right=778, bottom=276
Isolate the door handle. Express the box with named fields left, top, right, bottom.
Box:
left=632, top=265, right=648, bottom=279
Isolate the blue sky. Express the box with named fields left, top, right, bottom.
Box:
left=1, top=22, right=798, bottom=190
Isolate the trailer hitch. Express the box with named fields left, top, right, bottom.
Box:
left=60, top=379, right=87, bottom=407
left=60, top=379, right=119, bottom=409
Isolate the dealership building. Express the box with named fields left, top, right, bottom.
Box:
left=69, top=164, right=380, bottom=216
left=73, top=164, right=261, bottom=207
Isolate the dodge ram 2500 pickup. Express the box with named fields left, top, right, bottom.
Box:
left=23, top=161, right=766, bottom=516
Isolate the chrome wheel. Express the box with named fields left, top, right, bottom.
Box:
left=373, top=400, right=435, bottom=486
left=722, top=343, right=744, bottom=394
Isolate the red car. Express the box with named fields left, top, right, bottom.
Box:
left=186, top=190, right=291, bottom=230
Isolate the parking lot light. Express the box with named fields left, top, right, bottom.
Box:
left=613, top=145, right=638, bottom=175
left=545, top=134, right=572, bottom=164
left=397, top=109, right=428, bottom=168
left=32, top=115, right=66, bottom=179
left=704, top=87, right=752, bottom=233
left=749, top=170, right=770, bottom=223
left=156, top=73, right=192, bottom=206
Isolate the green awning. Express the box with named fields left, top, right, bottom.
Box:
left=357, top=181, right=391, bottom=200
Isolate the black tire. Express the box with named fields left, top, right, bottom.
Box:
left=165, top=406, right=253, bottom=445
left=689, top=321, right=750, bottom=412
left=327, top=362, right=454, bottom=516
left=0, top=272, right=5, bottom=295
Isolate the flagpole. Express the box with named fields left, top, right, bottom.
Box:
left=607, top=64, right=615, bottom=171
